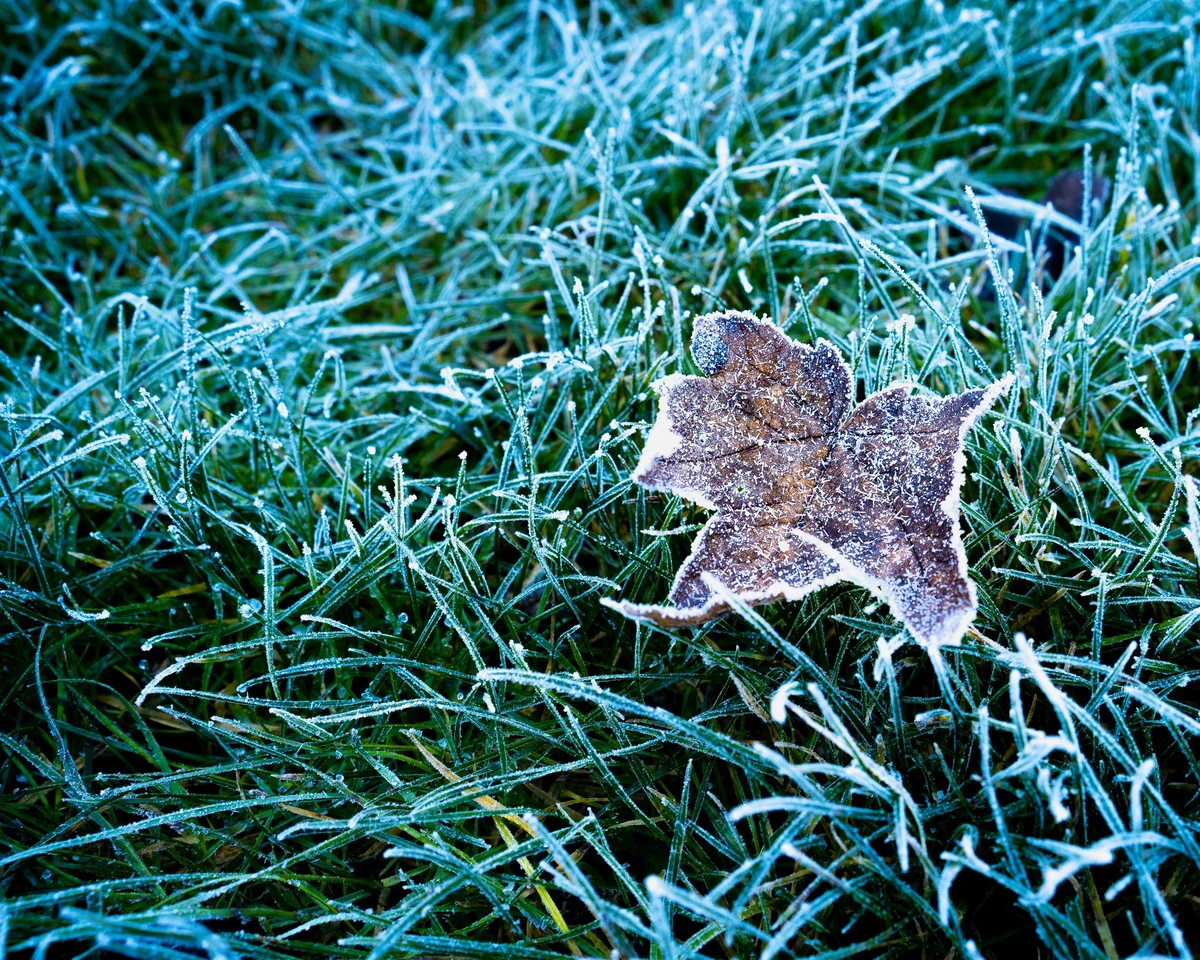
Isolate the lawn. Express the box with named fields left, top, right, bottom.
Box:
left=2, top=0, right=1200, bottom=957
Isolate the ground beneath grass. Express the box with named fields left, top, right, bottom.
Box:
left=2, top=1, right=1200, bottom=957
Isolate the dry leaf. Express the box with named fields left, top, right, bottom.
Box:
left=603, top=311, right=1012, bottom=648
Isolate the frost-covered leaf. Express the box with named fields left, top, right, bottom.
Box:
left=604, top=312, right=1012, bottom=647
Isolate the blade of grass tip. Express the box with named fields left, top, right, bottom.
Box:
left=334, top=450, right=352, bottom=541
left=1085, top=642, right=1138, bottom=715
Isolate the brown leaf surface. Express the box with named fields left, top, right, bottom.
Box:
left=603, top=311, right=1012, bottom=648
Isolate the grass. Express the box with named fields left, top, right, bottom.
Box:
left=2, top=0, right=1200, bottom=956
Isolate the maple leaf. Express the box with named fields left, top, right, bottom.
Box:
left=603, top=311, right=1013, bottom=648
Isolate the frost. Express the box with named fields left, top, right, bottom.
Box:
left=603, top=312, right=1011, bottom=648
left=769, top=681, right=802, bottom=722
left=63, top=605, right=110, bottom=622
